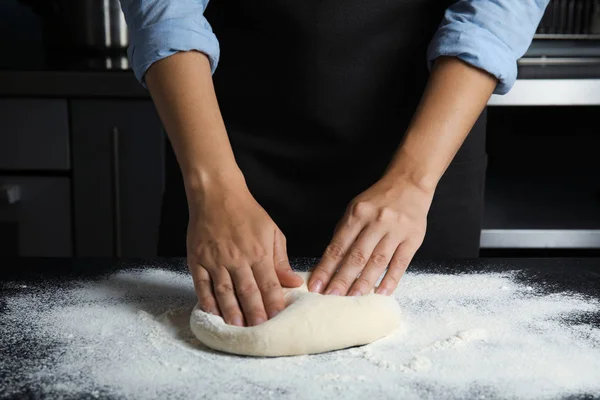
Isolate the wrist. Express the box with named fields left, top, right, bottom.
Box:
left=183, top=164, right=248, bottom=201
left=383, top=146, right=440, bottom=195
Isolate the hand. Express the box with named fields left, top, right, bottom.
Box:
left=186, top=180, right=303, bottom=327
left=308, top=175, right=433, bottom=296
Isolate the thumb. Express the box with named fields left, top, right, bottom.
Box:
left=273, top=230, right=303, bottom=287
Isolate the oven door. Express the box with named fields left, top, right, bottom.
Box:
left=482, top=103, right=600, bottom=256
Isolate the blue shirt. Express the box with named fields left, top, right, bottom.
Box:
left=120, top=0, right=548, bottom=95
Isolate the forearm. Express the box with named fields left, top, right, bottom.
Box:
left=145, top=51, right=245, bottom=198
left=384, top=56, right=496, bottom=192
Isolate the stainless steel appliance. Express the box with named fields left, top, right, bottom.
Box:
left=18, top=0, right=129, bottom=69
left=521, top=0, right=600, bottom=77
left=536, top=0, right=600, bottom=36
left=480, top=1, right=600, bottom=255
left=482, top=1, right=600, bottom=255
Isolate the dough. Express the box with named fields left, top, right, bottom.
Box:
left=189, top=271, right=402, bottom=357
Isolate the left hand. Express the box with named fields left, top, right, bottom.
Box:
left=308, top=175, right=434, bottom=296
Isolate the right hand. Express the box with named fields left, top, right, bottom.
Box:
left=186, top=178, right=303, bottom=327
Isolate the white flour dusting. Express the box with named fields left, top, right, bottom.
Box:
left=1, top=267, right=600, bottom=399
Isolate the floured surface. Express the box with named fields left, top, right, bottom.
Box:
left=1, top=265, right=600, bottom=399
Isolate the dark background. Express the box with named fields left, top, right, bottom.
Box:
left=1, top=0, right=600, bottom=259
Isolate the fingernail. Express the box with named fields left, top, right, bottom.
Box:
left=232, top=316, right=244, bottom=327
left=253, top=316, right=267, bottom=326
left=326, top=289, right=341, bottom=296
left=350, top=290, right=362, bottom=297
left=310, top=280, right=323, bottom=293
left=269, top=309, right=281, bottom=319
left=209, top=307, right=220, bottom=316
left=377, top=288, right=389, bottom=296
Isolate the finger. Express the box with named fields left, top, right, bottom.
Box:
left=229, top=264, right=268, bottom=326
left=212, top=266, right=245, bottom=326
left=309, top=217, right=364, bottom=293
left=348, top=234, right=399, bottom=296
left=273, top=230, right=303, bottom=288
left=252, top=260, right=286, bottom=319
left=377, top=240, right=419, bottom=295
left=192, top=266, right=221, bottom=316
left=324, top=225, right=385, bottom=296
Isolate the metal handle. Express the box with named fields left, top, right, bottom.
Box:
left=0, top=185, right=21, bottom=207
left=111, top=127, right=122, bottom=257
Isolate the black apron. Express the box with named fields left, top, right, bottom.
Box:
left=158, top=0, right=488, bottom=259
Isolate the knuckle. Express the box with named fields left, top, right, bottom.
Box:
left=312, top=265, right=332, bottom=278
left=244, top=242, right=268, bottom=263
left=192, top=274, right=210, bottom=287
left=228, top=261, right=247, bottom=273
left=348, top=250, right=368, bottom=266
left=236, top=282, right=259, bottom=298
left=190, top=239, right=215, bottom=256
left=226, top=247, right=243, bottom=262
left=274, top=259, right=290, bottom=271
left=354, top=276, right=372, bottom=290
left=370, top=253, right=389, bottom=268
left=384, top=273, right=400, bottom=287
left=332, top=275, right=352, bottom=289
left=274, top=254, right=289, bottom=266
left=187, top=245, right=204, bottom=261
left=252, top=246, right=269, bottom=262
left=258, top=280, right=281, bottom=293
left=351, top=201, right=373, bottom=218
left=376, top=207, right=397, bottom=223
left=390, top=256, right=410, bottom=271
left=213, top=283, right=234, bottom=297
left=324, top=243, right=345, bottom=260
left=211, top=242, right=240, bottom=263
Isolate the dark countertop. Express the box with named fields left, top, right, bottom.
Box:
left=1, top=257, right=599, bottom=399
left=0, top=70, right=149, bottom=98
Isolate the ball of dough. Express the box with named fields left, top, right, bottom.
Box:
left=189, top=272, right=402, bottom=357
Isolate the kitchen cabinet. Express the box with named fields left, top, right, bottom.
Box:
left=0, top=177, right=72, bottom=256
left=0, top=98, right=69, bottom=171
left=0, top=98, right=72, bottom=257
left=71, top=100, right=164, bottom=257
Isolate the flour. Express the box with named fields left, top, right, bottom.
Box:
left=1, top=266, right=599, bottom=400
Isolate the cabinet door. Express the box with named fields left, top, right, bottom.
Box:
left=0, top=177, right=72, bottom=257
left=0, top=98, right=70, bottom=170
left=71, top=100, right=164, bottom=257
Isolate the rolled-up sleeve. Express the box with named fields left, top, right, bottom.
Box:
left=427, top=0, right=549, bottom=94
left=120, top=0, right=220, bottom=85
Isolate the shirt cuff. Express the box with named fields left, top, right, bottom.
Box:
left=127, top=17, right=220, bottom=87
left=427, top=24, right=517, bottom=95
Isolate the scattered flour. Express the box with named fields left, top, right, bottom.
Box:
left=1, top=267, right=599, bottom=399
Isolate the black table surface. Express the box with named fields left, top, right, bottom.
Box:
left=1, top=257, right=600, bottom=399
